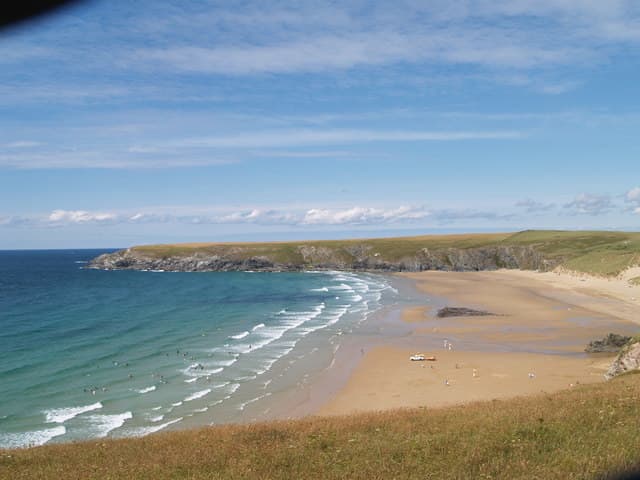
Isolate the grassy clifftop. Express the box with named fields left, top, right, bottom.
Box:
left=132, top=232, right=512, bottom=263
left=3, top=373, right=640, bottom=479
left=123, top=230, right=640, bottom=276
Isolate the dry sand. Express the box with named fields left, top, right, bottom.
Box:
left=319, top=268, right=640, bottom=416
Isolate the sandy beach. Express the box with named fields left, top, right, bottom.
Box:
left=319, top=269, right=640, bottom=416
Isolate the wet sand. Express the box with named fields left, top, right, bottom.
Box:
left=319, top=269, right=640, bottom=416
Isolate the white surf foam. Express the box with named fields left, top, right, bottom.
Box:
left=184, top=389, right=211, bottom=402
left=224, top=383, right=240, bottom=398
left=150, top=415, right=164, bottom=422
left=230, top=331, right=250, bottom=340
left=85, top=411, right=132, bottom=438
left=136, top=385, right=156, bottom=394
left=0, top=425, right=66, bottom=449
left=216, top=357, right=238, bottom=367
left=310, top=287, right=329, bottom=292
left=252, top=323, right=266, bottom=331
left=44, top=402, right=103, bottom=424
left=127, top=417, right=183, bottom=437
left=237, top=392, right=272, bottom=411
left=182, top=363, right=225, bottom=378
left=185, top=377, right=198, bottom=383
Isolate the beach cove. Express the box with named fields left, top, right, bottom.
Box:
left=314, top=269, right=640, bottom=416
left=2, top=249, right=639, bottom=449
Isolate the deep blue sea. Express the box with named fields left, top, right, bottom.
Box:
left=0, top=250, right=398, bottom=448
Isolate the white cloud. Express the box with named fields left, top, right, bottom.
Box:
left=48, top=210, right=118, bottom=224
left=7, top=205, right=430, bottom=228
left=626, top=187, right=640, bottom=203
left=625, top=187, right=640, bottom=214
left=302, top=206, right=428, bottom=225
left=216, top=209, right=298, bottom=225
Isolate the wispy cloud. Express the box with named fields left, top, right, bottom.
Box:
left=165, top=129, right=524, bottom=149
left=515, top=198, right=556, bottom=213
left=134, top=31, right=581, bottom=76
left=3, top=141, right=41, bottom=148
left=0, top=151, right=236, bottom=169
left=563, top=193, right=616, bottom=216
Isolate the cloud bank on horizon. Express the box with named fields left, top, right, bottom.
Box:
left=0, top=0, right=639, bottom=247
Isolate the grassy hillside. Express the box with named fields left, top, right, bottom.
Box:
left=131, top=230, right=640, bottom=276
left=3, top=373, right=640, bottom=479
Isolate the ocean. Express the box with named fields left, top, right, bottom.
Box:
left=0, top=249, right=401, bottom=449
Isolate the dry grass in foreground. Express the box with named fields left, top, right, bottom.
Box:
left=3, top=374, right=640, bottom=479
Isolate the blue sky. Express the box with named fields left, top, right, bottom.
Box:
left=1, top=0, right=639, bottom=248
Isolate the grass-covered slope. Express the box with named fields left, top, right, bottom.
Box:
left=132, top=232, right=513, bottom=263
left=114, top=230, right=640, bottom=276
left=3, top=374, right=640, bottom=479
left=506, top=230, right=640, bottom=276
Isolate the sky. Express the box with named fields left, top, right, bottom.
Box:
left=1, top=0, right=639, bottom=248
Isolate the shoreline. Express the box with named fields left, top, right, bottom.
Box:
left=316, top=268, right=640, bottom=416
left=4, top=266, right=638, bottom=448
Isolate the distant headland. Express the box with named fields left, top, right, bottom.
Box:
left=89, top=230, right=640, bottom=277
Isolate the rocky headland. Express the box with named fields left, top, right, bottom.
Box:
left=88, top=242, right=554, bottom=273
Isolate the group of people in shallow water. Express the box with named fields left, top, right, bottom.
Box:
left=83, top=386, right=107, bottom=395
left=81, top=345, right=225, bottom=396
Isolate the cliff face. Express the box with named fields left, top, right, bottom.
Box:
left=605, top=339, right=640, bottom=380
left=88, top=243, right=556, bottom=273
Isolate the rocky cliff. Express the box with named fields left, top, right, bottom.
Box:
left=605, top=338, right=640, bottom=380
left=88, top=242, right=557, bottom=273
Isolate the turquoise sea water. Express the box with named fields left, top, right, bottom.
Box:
left=0, top=250, right=397, bottom=448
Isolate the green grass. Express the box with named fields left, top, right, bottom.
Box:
left=130, top=230, right=640, bottom=276
left=3, top=375, right=640, bottom=479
